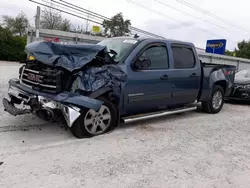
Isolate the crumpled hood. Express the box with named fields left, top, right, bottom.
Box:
left=25, top=41, right=107, bottom=71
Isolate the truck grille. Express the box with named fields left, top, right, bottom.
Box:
left=20, top=65, right=64, bottom=93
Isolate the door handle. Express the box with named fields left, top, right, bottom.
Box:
left=160, top=75, right=169, bottom=80
left=190, top=73, right=198, bottom=77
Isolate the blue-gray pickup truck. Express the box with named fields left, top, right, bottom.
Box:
left=2, top=37, right=236, bottom=138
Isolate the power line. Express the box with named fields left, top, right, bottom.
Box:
left=30, top=0, right=157, bottom=38
left=48, top=0, right=104, bottom=23
left=54, top=0, right=107, bottom=21
left=127, top=0, right=228, bottom=39
left=58, top=0, right=165, bottom=38
left=176, top=0, right=250, bottom=33
left=155, top=0, right=226, bottom=30
left=29, top=0, right=102, bottom=25
left=60, top=0, right=110, bottom=20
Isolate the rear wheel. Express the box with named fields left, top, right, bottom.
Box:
left=202, top=85, right=224, bottom=114
left=70, top=96, right=117, bottom=138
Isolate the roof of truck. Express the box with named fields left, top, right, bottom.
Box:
left=108, top=36, right=195, bottom=46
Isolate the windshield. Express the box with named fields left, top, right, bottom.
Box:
left=97, top=38, right=138, bottom=62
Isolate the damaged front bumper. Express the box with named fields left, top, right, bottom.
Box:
left=227, top=85, right=250, bottom=101
left=2, top=78, right=104, bottom=127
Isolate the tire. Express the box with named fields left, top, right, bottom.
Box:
left=202, top=85, right=225, bottom=114
left=70, top=96, right=117, bottom=139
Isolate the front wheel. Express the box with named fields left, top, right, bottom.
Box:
left=70, top=96, right=117, bottom=139
left=202, top=85, right=225, bottom=114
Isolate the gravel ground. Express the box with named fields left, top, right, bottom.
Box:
left=0, top=61, right=250, bottom=188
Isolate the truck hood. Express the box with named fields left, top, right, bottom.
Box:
left=234, top=69, right=250, bottom=85
left=25, top=41, right=109, bottom=72
left=234, top=77, right=250, bottom=85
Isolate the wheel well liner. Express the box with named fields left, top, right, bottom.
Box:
left=214, top=80, right=227, bottom=92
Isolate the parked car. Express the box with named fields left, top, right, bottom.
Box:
left=2, top=37, right=236, bottom=138
left=227, top=69, right=250, bottom=101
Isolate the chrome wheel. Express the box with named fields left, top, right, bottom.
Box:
left=84, top=105, right=111, bottom=135
left=212, top=91, right=223, bottom=109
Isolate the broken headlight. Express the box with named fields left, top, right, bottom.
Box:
left=243, top=85, right=250, bottom=89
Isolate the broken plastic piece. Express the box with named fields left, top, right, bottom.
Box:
left=2, top=98, right=30, bottom=116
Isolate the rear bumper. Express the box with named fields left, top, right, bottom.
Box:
left=2, top=78, right=104, bottom=127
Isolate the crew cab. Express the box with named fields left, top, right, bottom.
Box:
left=2, top=37, right=236, bottom=138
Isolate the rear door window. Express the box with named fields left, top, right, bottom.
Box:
left=171, top=45, right=196, bottom=69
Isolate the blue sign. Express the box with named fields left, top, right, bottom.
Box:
left=205, top=39, right=226, bottom=55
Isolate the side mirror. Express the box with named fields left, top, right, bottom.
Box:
left=134, top=57, right=151, bottom=69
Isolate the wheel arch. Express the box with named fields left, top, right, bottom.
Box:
left=214, top=80, right=227, bottom=93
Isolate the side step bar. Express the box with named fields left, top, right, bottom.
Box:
left=123, top=106, right=197, bottom=123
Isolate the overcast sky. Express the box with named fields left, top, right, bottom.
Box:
left=1, top=0, right=250, bottom=50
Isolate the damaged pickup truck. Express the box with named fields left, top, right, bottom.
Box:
left=3, top=37, right=236, bottom=138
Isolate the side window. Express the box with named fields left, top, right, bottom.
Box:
left=139, top=45, right=169, bottom=69
left=171, top=45, right=195, bottom=69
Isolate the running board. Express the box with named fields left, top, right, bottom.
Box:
left=123, top=106, right=197, bottom=123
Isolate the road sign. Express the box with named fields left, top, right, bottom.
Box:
left=205, top=39, right=227, bottom=55
left=92, top=26, right=101, bottom=33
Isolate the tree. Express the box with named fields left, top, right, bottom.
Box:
left=0, top=26, right=27, bottom=61
left=102, top=12, right=131, bottom=37
left=40, top=6, right=71, bottom=31
left=234, top=40, right=250, bottom=59
left=224, top=40, right=250, bottom=59
left=59, top=19, right=71, bottom=32
left=225, top=50, right=234, bottom=56
left=2, top=12, right=29, bottom=36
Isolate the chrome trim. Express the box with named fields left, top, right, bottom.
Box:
left=24, top=68, right=39, bottom=74
left=8, top=86, right=35, bottom=103
left=7, top=85, right=80, bottom=127
left=42, top=101, right=60, bottom=109
left=20, top=66, right=33, bottom=88
left=22, top=78, right=56, bottom=88
left=62, top=105, right=81, bottom=127
left=124, top=106, right=197, bottom=123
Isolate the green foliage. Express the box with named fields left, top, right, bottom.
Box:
left=234, top=40, right=250, bottom=59
left=102, top=13, right=131, bottom=37
left=0, top=26, right=27, bottom=61
left=2, top=12, right=29, bottom=36
left=225, top=40, right=250, bottom=59
left=225, top=50, right=234, bottom=56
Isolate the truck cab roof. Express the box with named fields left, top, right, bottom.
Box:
left=108, top=36, right=196, bottom=48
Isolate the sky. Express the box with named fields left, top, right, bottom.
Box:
left=0, top=0, right=250, bottom=50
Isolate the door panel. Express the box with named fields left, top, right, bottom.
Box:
left=123, top=43, right=174, bottom=115
left=170, top=45, right=201, bottom=104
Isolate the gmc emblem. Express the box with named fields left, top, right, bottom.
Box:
left=27, top=73, right=43, bottom=83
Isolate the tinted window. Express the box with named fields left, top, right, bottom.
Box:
left=171, top=46, right=195, bottom=69
left=139, top=46, right=169, bottom=69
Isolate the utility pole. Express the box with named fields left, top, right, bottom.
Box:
left=35, top=6, right=41, bottom=40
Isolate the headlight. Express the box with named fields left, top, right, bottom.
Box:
left=28, top=55, right=35, bottom=60
left=243, top=85, right=250, bottom=89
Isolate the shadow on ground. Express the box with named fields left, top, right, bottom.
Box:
left=225, top=99, right=250, bottom=106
